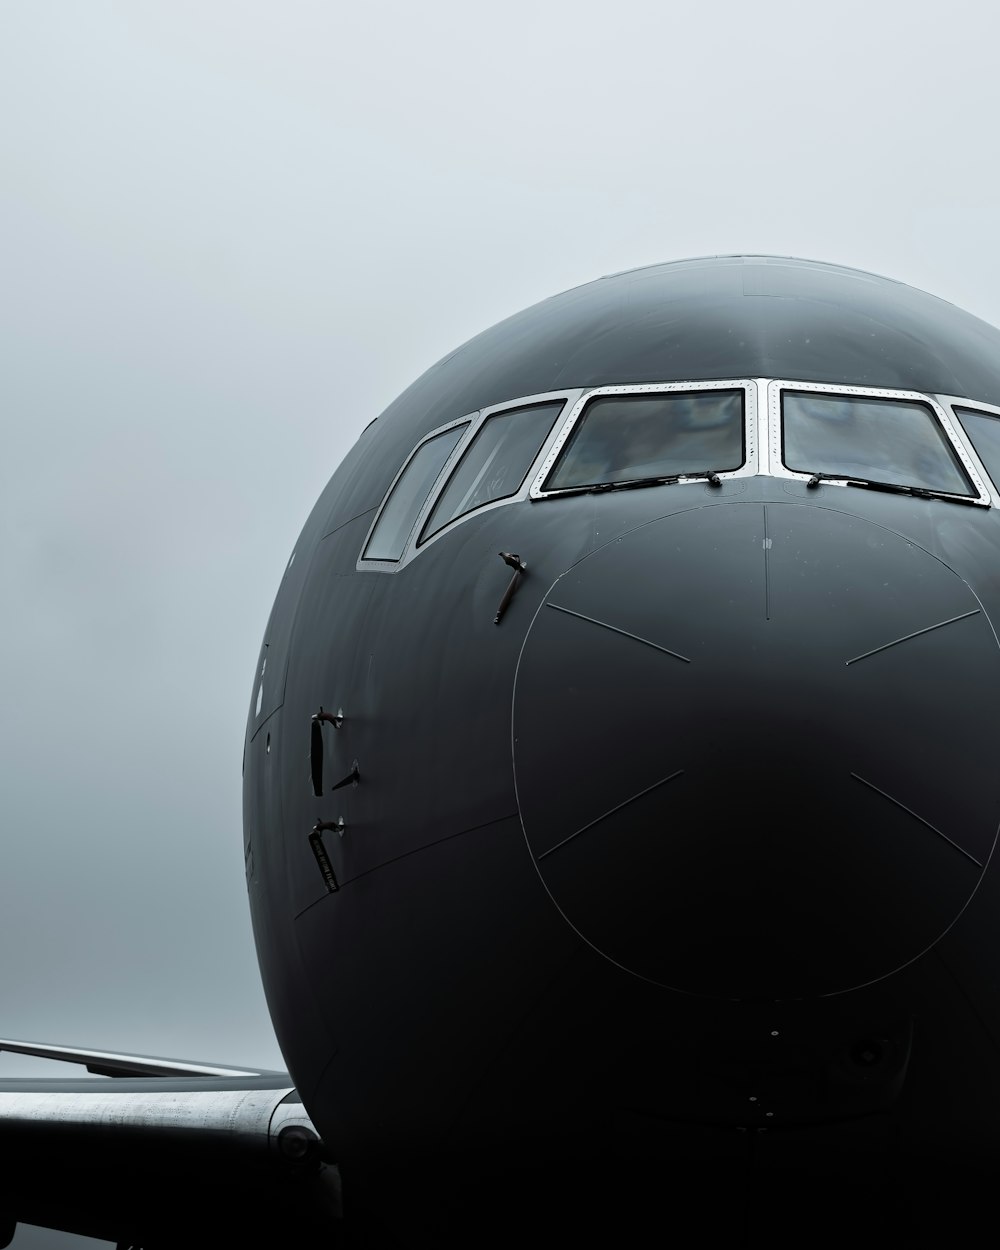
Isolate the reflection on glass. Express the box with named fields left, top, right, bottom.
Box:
left=955, top=407, right=1000, bottom=489
left=545, top=391, right=744, bottom=490
left=421, top=401, right=564, bottom=540
left=782, top=393, right=973, bottom=495
left=363, top=425, right=467, bottom=560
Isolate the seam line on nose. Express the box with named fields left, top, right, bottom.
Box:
left=845, top=609, right=981, bottom=666
left=546, top=603, right=690, bottom=663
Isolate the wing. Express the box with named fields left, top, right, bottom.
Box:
left=0, top=1039, right=341, bottom=1248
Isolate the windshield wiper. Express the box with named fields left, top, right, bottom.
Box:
left=538, top=470, right=726, bottom=500
left=589, top=475, right=680, bottom=494
left=806, top=472, right=982, bottom=505
left=587, top=470, right=724, bottom=495
left=806, top=471, right=930, bottom=497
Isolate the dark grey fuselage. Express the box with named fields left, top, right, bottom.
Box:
left=243, top=257, right=1000, bottom=1237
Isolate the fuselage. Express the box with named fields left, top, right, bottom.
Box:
left=243, top=257, right=1000, bottom=1234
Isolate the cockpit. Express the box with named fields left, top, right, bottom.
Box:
left=358, top=378, right=1000, bottom=571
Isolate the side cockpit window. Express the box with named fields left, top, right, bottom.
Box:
left=362, top=424, right=468, bottom=561
left=544, top=389, right=744, bottom=492
left=782, top=392, right=974, bottom=496
left=420, top=401, right=565, bottom=542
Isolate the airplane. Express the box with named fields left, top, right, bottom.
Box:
left=4, top=254, right=1000, bottom=1246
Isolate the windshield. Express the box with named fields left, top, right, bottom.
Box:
left=544, top=390, right=744, bottom=491
left=782, top=392, right=974, bottom=496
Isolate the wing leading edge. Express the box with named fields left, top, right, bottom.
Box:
left=0, top=1040, right=342, bottom=1248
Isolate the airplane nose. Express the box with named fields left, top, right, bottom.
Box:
left=513, top=501, right=1000, bottom=999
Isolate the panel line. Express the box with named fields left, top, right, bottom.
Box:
left=763, top=503, right=771, bottom=621
left=546, top=603, right=690, bottom=663
left=845, top=609, right=980, bottom=666
left=537, top=769, right=685, bottom=861
left=850, top=772, right=983, bottom=867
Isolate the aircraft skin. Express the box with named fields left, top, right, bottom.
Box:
left=238, top=256, right=1000, bottom=1241
left=6, top=255, right=1000, bottom=1245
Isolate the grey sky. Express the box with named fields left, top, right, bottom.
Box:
left=3, top=0, right=1000, bottom=1091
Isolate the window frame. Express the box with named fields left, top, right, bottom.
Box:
left=357, top=391, right=580, bottom=572
left=939, top=394, right=1000, bottom=508
left=765, top=379, right=990, bottom=505
left=358, top=414, right=473, bottom=569
left=417, top=398, right=570, bottom=546
left=530, top=379, right=758, bottom=498
left=358, top=377, right=994, bottom=576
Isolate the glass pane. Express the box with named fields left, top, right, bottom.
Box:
left=954, top=407, right=1000, bottom=488
left=363, top=425, right=467, bottom=560
left=421, top=401, right=564, bottom=540
left=545, top=391, right=744, bottom=491
left=782, top=393, right=973, bottom=495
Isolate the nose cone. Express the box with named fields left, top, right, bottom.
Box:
left=513, top=501, right=1000, bottom=999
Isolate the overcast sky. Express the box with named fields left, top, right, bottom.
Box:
left=3, top=0, right=1000, bottom=1099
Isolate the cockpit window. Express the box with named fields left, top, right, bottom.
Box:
left=363, top=424, right=468, bottom=561
left=954, top=407, right=1000, bottom=490
left=420, top=401, right=564, bottom=541
left=544, top=390, right=744, bottom=491
left=782, top=392, right=974, bottom=496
